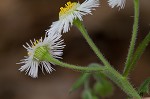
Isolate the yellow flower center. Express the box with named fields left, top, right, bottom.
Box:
left=33, top=40, right=39, bottom=47
left=59, top=1, right=77, bottom=17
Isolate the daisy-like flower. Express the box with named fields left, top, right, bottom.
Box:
left=46, top=0, right=99, bottom=35
left=108, top=0, right=126, bottom=9
left=17, top=33, right=65, bottom=78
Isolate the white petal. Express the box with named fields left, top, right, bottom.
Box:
left=18, top=31, right=64, bottom=78
left=46, top=0, right=99, bottom=34
left=108, top=0, right=126, bottom=9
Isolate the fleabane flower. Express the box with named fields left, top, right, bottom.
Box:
left=17, top=33, right=65, bottom=78
left=108, top=0, right=126, bottom=9
left=46, top=0, right=99, bottom=35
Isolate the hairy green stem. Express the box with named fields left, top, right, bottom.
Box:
left=127, top=32, right=150, bottom=74
left=102, top=66, right=141, bottom=99
left=123, top=0, right=140, bottom=77
left=44, top=53, right=105, bottom=72
left=73, top=19, right=140, bottom=98
left=44, top=53, right=140, bottom=98
left=74, top=19, right=111, bottom=68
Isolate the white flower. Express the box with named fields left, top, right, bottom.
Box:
left=46, top=0, right=100, bottom=34
left=17, top=33, right=65, bottom=78
left=108, top=0, right=126, bottom=9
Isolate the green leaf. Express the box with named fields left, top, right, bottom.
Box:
left=69, top=63, right=104, bottom=93
left=93, top=81, right=113, bottom=97
left=127, top=32, right=150, bottom=74
left=138, top=77, right=150, bottom=96
left=93, top=73, right=114, bottom=97
left=92, top=95, right=99, bottom=99
left=88, top=63, right=104, bottom=68
left=69, top=73, right=90, bottom=93
left=82, top=89, right=93, bottom=99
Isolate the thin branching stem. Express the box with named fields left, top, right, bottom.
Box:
left=73, top=19, right=140, bottom=98
left=123, top=0, right=140, bottom=77
left=74, top=19, right=111, bottom=68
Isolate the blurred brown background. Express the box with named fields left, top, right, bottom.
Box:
left=0, top=0, right=150, bottom=99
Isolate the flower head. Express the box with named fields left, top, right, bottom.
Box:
left=108, top=0, right=126, bottom=9
left=17, top=33, right=65, bottom=78
left=46, top=0, right=99, bottom=34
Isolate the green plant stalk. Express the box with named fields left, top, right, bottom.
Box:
left=84, top=77, right=90, bottom=90
left=123, top=0, right=140, bottom=77
left=102, top=66, right=141, bottom=99
left=138, top=77, right=150, bottom=96
left=43, top=53, right=140, bottom=98
left=73, top=19, right=111, bottom=68
left=73, top=19, right=140, bottom=98
left=127, top=32, right=150, bottom=74
left=44, top=53, right=105, bottom=72
left=87, top=64, right=140, bottom=98
left=69, top=73, right=91, bottom=93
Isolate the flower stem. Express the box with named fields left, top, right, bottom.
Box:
left=44, top=53, right=105, bottom=72
left=126, top=32, right=150, bottom=74
left=73, top=19, right=140, bottom=98
left=123, top=0, right=140, bottom=77
left=102, top=66, right=141, bottom=99
left=73, top=19, right=111, bottom=68
left=44, top=53, right=141, bottom=98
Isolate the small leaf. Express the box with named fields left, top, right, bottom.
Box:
left=138, top=77, right=150, bottom=96
left=93, top=73, right=114, bottom=97
left=93, top=72, right=106, bottom=80
left=82, top=89, right=93, bottom=99
left=69, top=73, right=90, bottom=93
left=93, top=81, right=113, bottom=97
left=88, top=63, right=104, bottom=68
left=129, top=32, right=150, bottom=72
left=69, top=63, right=104, bottom=94
left=92, top=95, right=99, bottom=99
